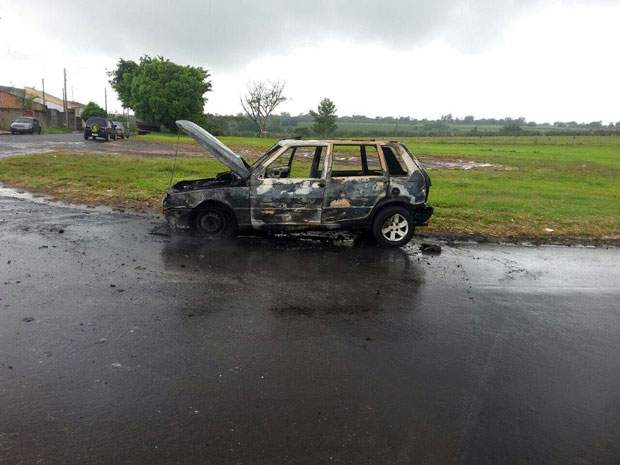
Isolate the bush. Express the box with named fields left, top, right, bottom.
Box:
left=81, top=101, right=107, bottom=121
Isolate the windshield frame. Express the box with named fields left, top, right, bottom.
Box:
left=250, top=143, right=282, bottom=172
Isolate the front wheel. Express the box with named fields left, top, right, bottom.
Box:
left=193, top=207, right=237, bottom=239
left=372, top=206, right=415, bottom=248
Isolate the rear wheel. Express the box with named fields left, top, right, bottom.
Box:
left=193, top=207, right=237, bottom=239
left=372, top=206, right=415, bottom=248
left=84, top=132, right=89, bottom=140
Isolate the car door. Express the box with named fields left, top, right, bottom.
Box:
left=250, top=144, right=327, bottom=228
left=322, top=143, right=388, bottom=224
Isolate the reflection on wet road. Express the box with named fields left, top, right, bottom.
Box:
left=1, top=196, right=619, bottom=464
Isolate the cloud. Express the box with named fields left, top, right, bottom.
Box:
left=13, top=0, right=555, bottom=69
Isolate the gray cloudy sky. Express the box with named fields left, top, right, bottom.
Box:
left=1, top=0, right=619, bottom=122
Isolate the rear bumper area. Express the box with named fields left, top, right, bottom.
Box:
left=86, top=130, right=108, bottom=138
left=411, top=204, right=434, bottom=225
left=163, top=208, right=193, bottom=229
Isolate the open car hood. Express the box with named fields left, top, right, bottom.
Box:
left=176, top=120, right=250, bottom=178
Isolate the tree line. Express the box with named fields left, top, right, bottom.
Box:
left=88, top=56, right=617, bottom=138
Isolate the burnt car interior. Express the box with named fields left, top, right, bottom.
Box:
left=261, top=143, right=411, bottom=179
left=331, top=144, right=383, bottom=177
left=264, top=146, right=325, bottom=179
left=381, top=145, right=409, bottom=176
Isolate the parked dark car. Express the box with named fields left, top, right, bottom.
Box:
left=113, top=121, right=129, bottom=139
left=10, top=117, right=41, bottom=134
left=84, top=117, right=117, bottom=141
left=163, top=121, right=433, bottom=247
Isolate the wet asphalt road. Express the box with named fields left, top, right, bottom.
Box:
left=0, top=132, right=97, bottom=158
left=0, top=132, right=201, bottom=160
left=1, top=196, right=619, bottom=465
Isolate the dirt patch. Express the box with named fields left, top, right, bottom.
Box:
left=418, top=157, right=513, bottom=170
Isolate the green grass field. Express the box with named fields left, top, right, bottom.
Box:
left=0, top=136, right=618, bottom=243
left=136, top=132, right=274, bottom=153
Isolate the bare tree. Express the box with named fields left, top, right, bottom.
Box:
left=240, top=81, right=287, bottom=138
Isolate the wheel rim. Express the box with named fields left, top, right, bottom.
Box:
left=381, top=213, right=409, bottom=242
left=198, top=211, right=225, bottom=235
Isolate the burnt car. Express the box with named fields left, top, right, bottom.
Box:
left=84, top=117, right=117, bottom=141
left=163, top=120, right=433, bottom=247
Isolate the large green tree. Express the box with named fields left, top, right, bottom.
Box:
left=108, top=56, right=212, bottom=130
left=310, top=98, right=338, bottom=137
left=81, top=101, right=107, bottom=120
left=108, top=58, right=138, bottom=107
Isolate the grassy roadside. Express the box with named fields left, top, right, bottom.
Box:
left=0, top=152, right=222, bottom=212
left=0, top=136, right=618, bottom=244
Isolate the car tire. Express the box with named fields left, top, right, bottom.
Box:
left=371, top=205, right=415, bottom=248
left=11, top=130, right=15, bottom=135
left=38, top=128, right=41, bottom=134
left=84, top=132, right=89, bottom=140
left=193, top=207, right=237, bottom=240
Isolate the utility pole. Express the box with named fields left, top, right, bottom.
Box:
left=104, top=87, right=108, bottom=116
left=63, top=68, right=69, bottom=129
left=42, top=78, right=47, bottom=127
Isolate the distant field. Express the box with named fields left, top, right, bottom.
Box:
left=291, top=121, right=577, bottom=136
left=0, top=136, right=618, bottom=243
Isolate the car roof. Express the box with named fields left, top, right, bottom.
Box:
left=112, top=121, right=123, bottom=124
left=278, top=139, right=396, bottom=146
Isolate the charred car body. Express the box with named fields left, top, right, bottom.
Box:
left=163, top=120, right=433, bottom=247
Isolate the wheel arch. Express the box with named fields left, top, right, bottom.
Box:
left=191, top=199, right=237, bottom=223
left=370, top=198, right=417, bottom=223
left=191, top=199, right=239, bottom=237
